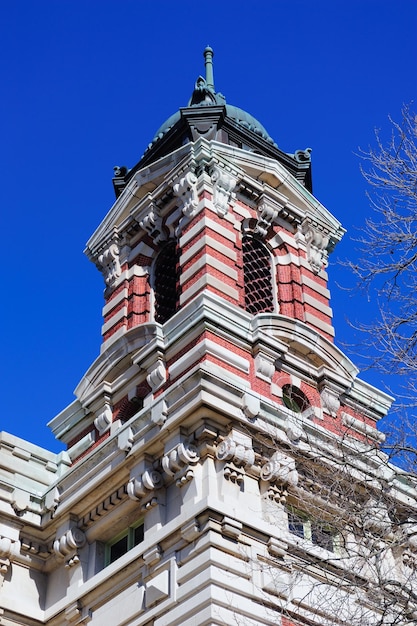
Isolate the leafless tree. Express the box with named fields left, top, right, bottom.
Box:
left=246, top=426, right=417, bottom=626
left=345, top=105, right=417, bottom=472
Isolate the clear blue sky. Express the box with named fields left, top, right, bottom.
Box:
left=1, top=1, right=416, bottom=452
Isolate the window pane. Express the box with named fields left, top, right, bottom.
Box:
left=288, top=511, right=305, bottom=538
left=109, top=534, right=128, bottom=563
left=133, top=524, right=144, bottom=547
left=312, top=525, right=334, bottom=552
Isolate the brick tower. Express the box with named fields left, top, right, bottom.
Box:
left=1, top=48, right=416, bottom=626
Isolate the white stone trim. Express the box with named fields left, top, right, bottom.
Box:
left=341, top=413, right=386, bottom=443
left=128, top=239, right=155, bottom=261
left=180, top=274, right=239, bottom=304
left=169, top=338, right=250, bottom=380
left=101, top=305, right=127, bottom=336
left=102, top=287, right=128, bottom=317
left=303, top=293, right=333, bottom=318
left=180, top=234, right=237, bottom=265
left=301, top=274, right=331, bottom=299
left=233, top=202, right=252, bottom=220
left=179, top=253, right=238, bottom=286
left=180, top=215, right=237, bottom=247
left=67, top=432, right=95, bottom=462
left=304, top=312, right=335, bottom=337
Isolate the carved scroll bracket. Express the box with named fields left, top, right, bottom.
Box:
left=301, top=219, right=330, bottom=274
left=138, top=201, right=166, bottom=243
left=254, top=196, right=281, bottom=237
left=94, top=400, right=113, bottom=436
left=53, top=527, right=86, bottom=568
left=127, top=469, right=164, bottom=511
left=162, top=441, right=200, bottom=487
left=0, top=536, right=20, bottom=586
left=146, top=358, right=167, bottom=392
left=210, top=166, right=236, bottom=216
left=97, top=241, right=121, bottom=288
left=216, top=430, right=255, bottom=485
left=173, top=172, right=199, bottom=219
left=260, top=452, right=298, bottom=504
left=319, top=385, right=341, bottom=418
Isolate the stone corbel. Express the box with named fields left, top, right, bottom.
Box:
left=173, top=172, right=199, bottom=218
left=402, top=548, right=417, bottom=571
left=260, top=452, right=298, bottom=504
left=359, top=499, right=393, bottom=538
left=210, top=166, right=236, bottom=216
left=97, top=241, right=121, bottom=288
left=242, top=392, right=260, bottom=419
left=301, top=219, right=330, bottom=274
left=139, top=202, right=165, bottom=243
left=146, top=358, right=167, bottom=392
left=254, top=197, right=280, bottom=237
left=255, top=354, right=275, bottom=383
left=162, top=441, right=200, bottom=487
left=320, top=386, right=341, bottom=418
left=0, top=536, right=20, bottom=587
left=216, top=430, right=255, bottom=484
left=94, top=400, right=113, bottom=435
left=127, top=469, right=164, bottom=509
left=44, top=485, right=61, bottom=514
left=53, top=528, right=86, bottom=568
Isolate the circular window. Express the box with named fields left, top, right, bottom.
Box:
left=282, top=385, right=309, bottom=413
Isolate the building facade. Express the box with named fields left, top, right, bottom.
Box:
left=1, top=49, right=417, bottom=626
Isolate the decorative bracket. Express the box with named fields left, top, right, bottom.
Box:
left=210, top=166, right=236, bottom=216
left=173, top=172, right=199, bottom=218
left=97, top=241, right=121, bottom=288
left=162, top=441, right=200, bottom=487
left=139, top=201, right=166, bottom=243
left=320, top=386, right=341, bottom=418
left=94, top=400, right=113, bottom=435
left=301, top=219, right=330, bottom=274
left=53, top=527, right=86, bottom=568
left=216, top=430, right=255, bottom=485
left=146, top=358, right=167, bottom=392
left=260, top=451, right=298, bottom=504
left=254, top=196, right=280, bottom=237
left=0, top=536, right=20, bottom=587
left=127, top=469, right=164, bottom=508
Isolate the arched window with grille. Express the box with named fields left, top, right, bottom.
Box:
left=154, top=241, right=179, bottom=323
left=242, top=236, right=274, bottom=314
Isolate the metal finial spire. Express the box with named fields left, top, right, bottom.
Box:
left=204, top=46, right=214, bottom=91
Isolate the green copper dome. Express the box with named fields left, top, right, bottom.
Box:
left=146, top=47, right=277, bottom=152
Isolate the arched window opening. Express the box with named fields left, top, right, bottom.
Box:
left=282, top=385, right=310, bottom=413
left=243, top=236, right=274, bottom=314
left=154, top=241, right=179, bottom=324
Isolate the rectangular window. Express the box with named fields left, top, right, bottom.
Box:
left=287, top=507, right=337, bottom=552
left=105, top=521, right=144, bottom=566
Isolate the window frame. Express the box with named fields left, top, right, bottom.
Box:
left=104, top=519, right=144, bottom=566
left=287, top=506, right=339, bottom=553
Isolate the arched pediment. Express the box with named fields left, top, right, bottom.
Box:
left=251, top=313, right=359, bottom=383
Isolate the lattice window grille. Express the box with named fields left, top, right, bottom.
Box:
left=154, top=241, right=178, bottom=323
left=243, top=237, right=274, bottom=314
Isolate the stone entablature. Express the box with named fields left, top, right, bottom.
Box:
left=3, top=387, right=416, bottom=625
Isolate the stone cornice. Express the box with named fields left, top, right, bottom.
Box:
left=85, top=138, right=345, bottom=274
